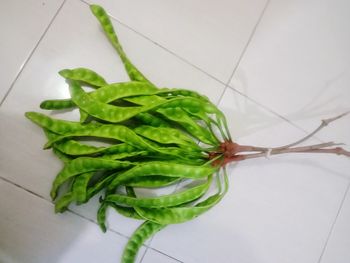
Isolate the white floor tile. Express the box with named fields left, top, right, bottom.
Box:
left=229, top=0, right=350, bottom=137
left=0, top=0, right=64, bottom=102
left=319, top=185, right=350, bottom=263
left=0, top=179, right=145, bottom=263
left=142, top=249, right=181, bottom=263
left=0, top=0, right=225, bottom=237
left=148, top=88, right=350, bottom=263
left=89, top=0, right=268, bottom=82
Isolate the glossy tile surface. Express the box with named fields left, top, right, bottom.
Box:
left=320, top=186, right=350, bottom=263
left=0, top=179, right=146, bottom=263
left=0, top=0, right=64, bottom=102
left=88, top=0, right=268, bottom=82
left=142, top=249, right=181, bottom=263
left=229, top=0, right=350, bottom=134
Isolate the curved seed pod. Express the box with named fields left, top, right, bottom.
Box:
left=91, top=82, right=158, bottom=103
left=101, top=143, right=138, bottom=155
left=108, top=162, right=217, bottom=191
left=53, top=139, right=139, bottom=156
left=134, top=193, right=223, bottom=224
left=123, top=175, right=181, bottom=188
left=52, top=148, right=73, bottom=164
left=43, top=124, right=154, bottom=151
left=79, top=109, right=89, bottom=123
left=125, top=186, right=136, bottom=197
left=133, top=112, right=170, bottom=128
left=50, top=157, right=133, bottom=200
left=134, top=125, right=198, bottom=148
left=101, top=151, right=148, bottom=160
left=108, top=186, right=143, bottom=221
left=156, top=88, right=209, bottom=102
left=40, top=99, right=75, bottom=110
left=97, top=202, right=109, bottom=232
left=157, top=107, right=218, bottom=145
left=90, top=5, right=152, bottom=84
left=44, top=123, right=200, bottom=161
left=25, top=111, right=100, bottom=134
left=98, top=185, right=138, bottom=231
left=40, top=82, right=158, bottom=111
left=70, top=81, right=220, bottom=125
left=69, top=81, right=159, bottom=123
left=57, top=142, right=138, bottom=156
left=72, top=172, right=95, bottom=203
left=59, top=68, right=108, bottom=87
left=105, top=176, right=212, bottom=208
left=54, top=192, right=75, bottom=213
left=123, top=95, right=166, bottom=106
left=85, top=172, right=117, bottom=201
left=109, top=203, right=143, bottom=220
left=121, top=221, right=165, bottom=263
left=135, top=170, right=229, bottom=224
left=45, top=130, right=74, bottom=163
left=54, top=139, right=103, bottom=156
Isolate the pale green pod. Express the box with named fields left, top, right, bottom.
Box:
left=59, top=68, right=108, bottom=87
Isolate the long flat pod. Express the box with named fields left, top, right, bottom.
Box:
left=59, top=68, right=108, bottom=87
left=44, top=124, right=153, bottom=150
left=123, top=175, right=181, bottom=188
left=105, top=176, right=212, bottom=208
left=25, top=112, right=100, bottom=134
left=108, top=161, right=217, bottom=190
left=41, top=82, right=160, bottom=110
left=50, top=157, right=134, bottom=200
left=121, top=221, right=165, bottom=263
left=134, top=125, right=199, bottom=148
left=90, top=5, right=152, bottom=84
left=157, top=107, right=218, bottom=145
left=135, top=170, right=229, bottom=224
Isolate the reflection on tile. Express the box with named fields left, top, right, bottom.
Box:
left=148, top=88, right=349, bottom=263
left=320, top=185, right=350, bottom=263
left=229, top=0, right=350, bottom=136
left=0, top=179, right=146, bottom=263
left=0, top=0, right=63, bottom=102
left=89, top=0, right=268, bottom=82
left=142, top=249, right=181, bottom=263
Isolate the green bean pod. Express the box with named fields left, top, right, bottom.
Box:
left=105, top=176, right=212, bottom=208
left=108, top=161, right=217, bottom=191
left=59, top=68, right=108, bottom=87
left=51, top=157, right=134, bottom=200
left=121, top=221, right=165, bottom=263
left=90, top=5, right=152, bottom=84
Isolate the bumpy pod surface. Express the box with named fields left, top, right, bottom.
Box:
left=25, top=4, right=232, bottom=263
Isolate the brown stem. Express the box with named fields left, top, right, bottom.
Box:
left=237, top=144, right=350, bottom=161
left=274, top=111, right=349, bottom=150
left=233, top=112, right=350, bottom=154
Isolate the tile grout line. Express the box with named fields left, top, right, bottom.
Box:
left=0, top=175, right=183, bottom=262
left=0, top=0, right=67, bottom=107
left=317, top=181, right=350, bottom=263
left=148, top=247, right=185, bottom=263
left=216, top=0, right=271, bottom=107
left=80, top=0, right=315, bottom=140
left=80, top=0, right=327, bottom=142
left=79, top=0, right=227, bottom=88
left=0, top=175, right=130, bottom=239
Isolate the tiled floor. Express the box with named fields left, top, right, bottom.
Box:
left=0, top=0, right=349, bottom=262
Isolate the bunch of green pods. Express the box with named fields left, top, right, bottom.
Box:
left=25, top=5, right=232, bottom=263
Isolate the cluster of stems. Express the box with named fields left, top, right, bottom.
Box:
left=209, top=112, right=350, bottom=167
